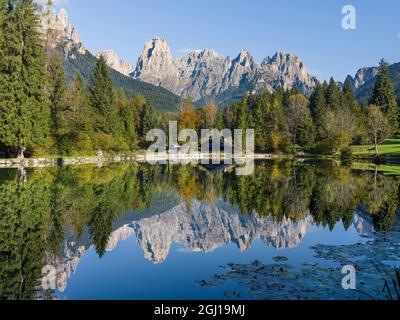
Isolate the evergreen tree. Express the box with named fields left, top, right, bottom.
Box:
left=0, top=0, right=23, bottom=156
left=16, top=0, right=51, bottom=154
left=0, top=0, right=5, bottom=46
left=326, top=78, right=342, bottom=111
left=310, top=83, right=327, bottom=138
left=118, top=97, right=139, bottom=151
left=47, top=50, right=65, bottom=138
left=88, top=55, right=120, bottom=135
left=342, top=79, right=357, bottom=110
left=0, top=0, right=51, bottom=156
left=253, top=91, right=269, bottom=151
left=372, top=59, right=399, bottom=132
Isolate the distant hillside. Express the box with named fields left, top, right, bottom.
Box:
left=355, top=63, right=400, bottom=105
left=63, top=48, right=181, bottom=112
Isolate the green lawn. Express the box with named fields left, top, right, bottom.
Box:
left=352, top=139, right=400, bottom=157
left=351, top=162, right=400, bottom=176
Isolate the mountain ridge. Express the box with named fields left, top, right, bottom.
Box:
left=130, top=37, right=318, bottom=105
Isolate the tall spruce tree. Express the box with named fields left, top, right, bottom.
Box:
left=47, top=50, right=65, bottom=137
left=0, top=0, right=5, bottom=46
left=0, top=0, right=24, bottom=156
left=342, top=79, right=357, bottom=109
left=310, top=83, right=327, bottom=138
left=326, top=78, right=342, bottom=111
left=88, top=55, right=120, bottom=135
left=372, top=59, right=399, bottom=132
left=0, top=0, right=51, bottom=156
left=17, top=0, right=51, bottom=154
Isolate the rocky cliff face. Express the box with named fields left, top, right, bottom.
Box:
left=132, top=37, right=318, bottom=101
left=346, top=67, right=379, bottom=90
left=95, top=50, right=135, bottom=76
left=38, top=7, right=86, bottom=56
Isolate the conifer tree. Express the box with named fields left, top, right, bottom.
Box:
left=342, top=79, right=357, bottom=109
left=47, top=50, right=65, bottom=137
left=88, top=55, right=120, bottom=135
left=0, top=0, right=52, bottom=156
left=310, top=83, right=327, bottom=138
left=372, top=59, right=399, bottom=132
left=0, top=0, right=5, bottom=46
left=326, top=78, right=342, bottom=110
left=0, top=1, right=24, bottom=156
left=18, top=0, right=51, bottom=154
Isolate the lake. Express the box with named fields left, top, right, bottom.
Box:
left=0, top=160, right=399, bottom=300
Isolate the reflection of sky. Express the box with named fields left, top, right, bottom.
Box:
left=57, top=219, right=367, bottom=300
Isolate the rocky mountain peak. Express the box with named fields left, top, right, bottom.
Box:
left=132, top=38, right=318, bottom=102
left=95, top=50, right=134, bottom=76
left=131, top=37, right=178, bottom=87
left=346, top=67, right=379, bottom=90
left=143, top=37, right=173, bottom=61
left=234, top=49, right=255, bottom=67
left=38, top=7, right=85, bottom=56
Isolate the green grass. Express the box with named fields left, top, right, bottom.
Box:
left=352, top=139, right=400, bottom=157
left=351, top=161, right=400, bottom=176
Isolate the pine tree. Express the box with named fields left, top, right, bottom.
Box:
left=0, top=0, right=52, bottom=156
left=0, top=0, right=5, bottom=46
left=47, top=50, right=65, bottom=137
left=0, top=1, right=24, bottom=156
left=372, top=59, right=399, bottom=132
left=17, top=0, right=52, bottom=154
left=342, top=79, right=357, bottom=109
left=310, top=83, right=327, bottom=138
left=326, top=78, right=342, bottom=111
left=118, top=97, right=139, bottom=151
left=88, top=55, right=120, bottom=135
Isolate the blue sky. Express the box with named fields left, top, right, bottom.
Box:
left=52, top=0, right=399, bottom=81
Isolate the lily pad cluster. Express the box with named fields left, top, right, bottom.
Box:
left=197, top=232, right=400, bottom=300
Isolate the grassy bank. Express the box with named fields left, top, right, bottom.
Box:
left=352, top=139, right=400, bottom=159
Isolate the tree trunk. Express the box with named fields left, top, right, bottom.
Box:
left=375, top=136, right=379, bottom=155
left=17, top=144, right=26, bottom=159
left=18, top=167, right=27, bottom=184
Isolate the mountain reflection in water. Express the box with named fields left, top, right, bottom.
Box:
left=0, top=161, right=399, bottom=300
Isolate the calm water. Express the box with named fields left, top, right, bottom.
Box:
left=0, top=161, right=399, bottom=300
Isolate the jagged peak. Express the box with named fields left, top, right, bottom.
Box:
left=145, top=37, right=170, bottom=49
left=141, top=37, right=173, bottom=60
left=96, top=49, right=118, bottom=57
left=96, top=50, right=134, bottom=76
left=182, top=48, right=224, bottom=60
left=233, top=48, right=254, bottom=65
left=263, top=51, right=300, bottom=66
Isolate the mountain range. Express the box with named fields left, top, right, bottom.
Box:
left=39, top=6, right=400, bottom=111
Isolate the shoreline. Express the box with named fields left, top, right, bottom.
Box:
left=1, top=152, right=400, bottom=169
left=0, top=152, right=274, bottom=169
